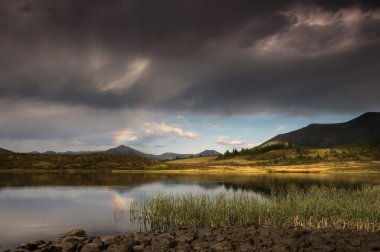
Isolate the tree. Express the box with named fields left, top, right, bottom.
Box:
left=224, top=150, right=231, bottom=158
left=232, top=148, right=239, bottom=155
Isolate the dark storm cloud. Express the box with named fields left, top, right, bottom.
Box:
left=0, top=0, right=380, bottom=114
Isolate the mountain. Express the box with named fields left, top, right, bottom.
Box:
left=104, top=145, right=149, bottom=157
left=152, top=152, right=193, bottom=161
left=104, top=145, right=220, bottom=160
left=152, top=150, right=221, bottom=160
left=265, top=112, right=380, bottom=148
left=43, top=151, right=57, bottom=155
left=198, top=150, right=221, bottom=156
left=0, top=147, right=13, bottom=155
left=63, top=151, right=93, bottom=155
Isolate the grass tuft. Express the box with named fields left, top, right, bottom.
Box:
left=130, top=185, right=380, bottom=231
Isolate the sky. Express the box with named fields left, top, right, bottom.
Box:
left=0, top=0, right=380, bottom=154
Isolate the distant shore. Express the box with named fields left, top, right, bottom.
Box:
left=13, top=225, right=380, bottom=252
left=2, top=160, right=380, bottom=175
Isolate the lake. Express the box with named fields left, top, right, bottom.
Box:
left=1, top=171, right=380, bottom=250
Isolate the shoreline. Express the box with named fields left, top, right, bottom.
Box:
left=13, top=225, right=380, bottom=252
left=1, top=166, right=380, bottom=175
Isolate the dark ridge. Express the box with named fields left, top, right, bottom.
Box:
left=265, top=112, right=380, bottom=148
left=0, top=147, right=13, bottom=155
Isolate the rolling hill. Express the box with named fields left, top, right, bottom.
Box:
left=265, top=112, right=380, bottom=148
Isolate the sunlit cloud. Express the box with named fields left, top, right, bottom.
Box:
left=143, top=122, right=198, bottom=139
left=113, top=122, right=198, bottom=146
left=113, top=130, right=139, bottom=146
left=216, top=136, right=245, bottom=146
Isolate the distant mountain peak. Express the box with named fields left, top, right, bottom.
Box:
left=104, top=145, right=148, bottom=157
left=114, top=145, right=131, bottom=150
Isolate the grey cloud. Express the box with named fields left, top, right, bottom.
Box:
left=0, top=0, right=379, bottom=115
left=168, top=43, right=380, bottom=115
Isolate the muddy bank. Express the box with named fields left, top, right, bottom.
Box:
left=12, top=225, right=380, bottom=252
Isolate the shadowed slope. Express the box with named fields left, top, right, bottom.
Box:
left=266, top=112, right=380, bottom=147
left=0, top=147, right=13, bottom=155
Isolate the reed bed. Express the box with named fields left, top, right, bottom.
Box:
left=130, top=185, right=380, bottom=231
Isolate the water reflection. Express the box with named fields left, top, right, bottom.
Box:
left=2, top=172, right=380, bottom=192
left=1, top=171, right=380, bottom=250
left=113, top=193, right=126, bottom=223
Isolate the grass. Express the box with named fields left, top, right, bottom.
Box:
left=130, top=185, right=380, bottom=231
left=0, top=153, right=158, bottom=170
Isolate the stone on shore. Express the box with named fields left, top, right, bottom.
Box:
left=61, top=229, right=87, bottom=238
left=15, top=225, right=380, bottom=252
left=80, top=243, right=101, bottom=252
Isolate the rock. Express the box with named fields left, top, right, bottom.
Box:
left=140, top=238, right=151, bottom=246
left=209, top=241, right=233, bottom=251
left=293, top=229, right=309, bottom=238
left=19, top=240, right=45, bottom=250
left=37, top=241, right=52, bottom=249
left=131, top=244, right=144, bottom=252
left=105, top=244, right=132, bottom=252
left=62, top=236, right=86, bottom=244
left=175, top=242, right=191, bottom=252
left=60, top=241, right=78, bottom=252
left=120, top=237, right=138, bottom=248
left=175, top=233, right=194, bottom=243
left=39, top=244, right=63, bottom=252
left=236, top=242, right=254, bottom=251
left=14, top=249, right=29, bottom=252
left=100, top=235, right=122, bottom=247
left=80, top=243, right=100, bottom=252
left=215, top=235, right=226, bottom=242
left=151, top=236, right=176, bottom=250
left=371, top=245, right=380, bottom=251
left=191, top=239, right=210, bottom=250
left=197, top=228, right=213, bottom=237
left=61, top=229, right=87, bottom=238
left=15, top=225, right=380, bottom=252
left=272, top=245, right=288, bottom=252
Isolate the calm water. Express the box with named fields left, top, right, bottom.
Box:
left=1, top=172, right=380, bottom=250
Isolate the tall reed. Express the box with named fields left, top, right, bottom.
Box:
left=130, top=185, right=380, bottom=231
